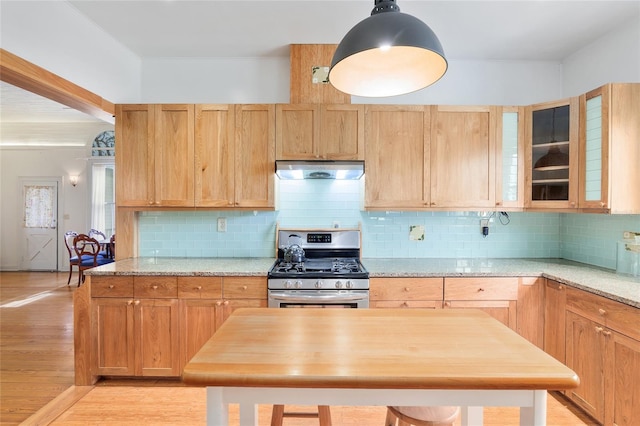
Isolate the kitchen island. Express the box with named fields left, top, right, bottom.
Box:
left=183, top=307, right=579, bottom=426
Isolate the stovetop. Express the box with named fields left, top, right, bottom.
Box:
left=269, top=258, right=367, bottom=276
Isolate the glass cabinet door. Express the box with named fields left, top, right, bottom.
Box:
left=579, top=85, right=609, bottom=210
left=526, top=97, right=579, bottom=209
left=496, top=107, right=524, bottom=209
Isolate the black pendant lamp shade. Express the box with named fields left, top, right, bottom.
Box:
left=329, top=0, right=447, bottom=97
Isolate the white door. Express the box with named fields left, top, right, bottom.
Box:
left=20, top=179, right=58, bottom=271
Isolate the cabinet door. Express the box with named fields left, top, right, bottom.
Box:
left=525, top=97, right=579, bottom=209
left=516, top=277, right=544, bottom=348
left=495, top=107, right=525, bottom=209
left=135, top=298, right=181, bottom=376
left=115, top=104, right=155, bottom=207
left=154, top=104, right=195, bottom=206
left=543, top=280, right=566, bottom=363
left=276, top=104, right=319, bottom=160
left=607, top=331, right=640, bottom=426
left=565, top=311, right=606, bottom=423
left=92, top=297, right=135, bottom=376
left=430, top=106, right=497, bottom=208
left=580, top=83, right=640, bottom=213
left=180, top=299, right=224, bottom=366
left=235, top=104, right=275, bottom=208
left=364, top=105, right=429, bottom=209
left=320, top=104, right=364, bottom=160
left=195, top=104, right=236, bottom=207
left=444, top=300, right=517, bottom=329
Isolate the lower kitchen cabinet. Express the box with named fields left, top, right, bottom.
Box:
left=370, top=278, right=443, bottom=308
left=565, top=286, right=640, bottom=426
left=92, top=296, right=180, bottom=377
left=221, top=276, right=268, bottom=322
left=443, top=277, right=518, bottom=330
left=543, top=279, right=567, bottom=363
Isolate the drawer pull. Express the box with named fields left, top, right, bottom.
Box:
left=602, top=330, right=612, bottom=337
left=152, top=285, right=158, bottom=290
left=598, top=308, right=606, bottom=316
left=401, top=302, right=409, bottom=308
left=216, top=301, right=222, bottom=306
left=196, top=286, right=202, bottom=290
left=595, top=326, right=603, bottom=333
left=242, top=286, right=248, bottom=290
left=127, top=300, right=134, bottom=305
left=223, top=300, right=229, bottom=306
left=108, top=285, right=114, bottom=289
left=134, top=300, right=141, bottom=306
left=404, top=287, right=410, bottom=292
left=477, top=288, right=485, bottom=292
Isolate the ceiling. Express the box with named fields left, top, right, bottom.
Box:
left=1, top=0, right=639, bottom=138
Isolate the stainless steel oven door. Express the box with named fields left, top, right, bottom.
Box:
left=268, top=289, right=369, bottom=308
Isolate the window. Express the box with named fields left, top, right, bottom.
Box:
left=91, top=130, right=115, bottom=236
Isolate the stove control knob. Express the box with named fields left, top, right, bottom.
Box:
left=285, top=280, right=293, bottom=289
left=345, top=280, right=353, bottom=289
left=315, top=280, right=323, bottom=289
left=295, top=280, right=303, bottom=289
left=335, top=280, right=343, bottom=289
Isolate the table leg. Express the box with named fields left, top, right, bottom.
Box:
left=520, top=389, right=547, bottom=426
left=238, top=402, right=259, bottom=426
left=460, top=406, right=483, bottom=426
left=206, top=387, right=228, bottom=426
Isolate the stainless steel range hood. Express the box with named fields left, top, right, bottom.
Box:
left=275, top=160, right=364, bottom=180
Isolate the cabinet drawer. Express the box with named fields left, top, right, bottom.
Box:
left=223, top=277, right=266, bottom=299
left=444, top=277, right=518, bottom=300
left=178, top=277, right=222, bottom=299
left=566, top=287, right=640, bottom=341
left=370, top=278, right=443, bottom=301
left=91, top=276, right=133, bottom=297
left=134, top=276, right=178, bottom=298
left=371, top=300, right=442, bottom=309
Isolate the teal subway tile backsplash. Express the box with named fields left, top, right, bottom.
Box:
left=136, top=179, right=639, bottom=269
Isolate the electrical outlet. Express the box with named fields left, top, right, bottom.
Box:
left=623, top=231, right=640, bottom=239
left=217, top=217, right=227, bottom=232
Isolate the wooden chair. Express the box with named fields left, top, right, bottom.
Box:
left=271, top=405, right=331, bottom=426
left=108, top=234, right=115, bottom=259
left=88, top=229, right=109, bottom=258
left=63, top=231, right=79, bottom=285
left=73, top=234, right=114, bottom=286
left=385, top=405, right=460, bottom=426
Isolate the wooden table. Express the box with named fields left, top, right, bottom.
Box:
left=183, top=308, right=579, bottom=426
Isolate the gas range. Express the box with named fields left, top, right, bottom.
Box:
left=267, top=229, right=369, bottom=307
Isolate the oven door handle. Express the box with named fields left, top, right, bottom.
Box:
left=268, top=292, right=368, bottom=303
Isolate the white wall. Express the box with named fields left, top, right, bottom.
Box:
left=0, top=144, right=107, bottom=271
left=0, top=0, right=141, bottom=103
left=563, top=15, right=640, bottom=96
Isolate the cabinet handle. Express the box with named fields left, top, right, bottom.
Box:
left=401, top=302, right=409, bottom=308
left=148, top=200, right=154, bottom=205
left=242, top=286, right=248, bottom=290
left=570, top=201, right=576, bottom=207
left=223, top=300, right=229, bottom=306
left=404, top=287, right=410, bottom=292
left=595, top=326, right=603, bottom=333
left=127, top=300, right=134, bottom=305
left=444, top=301, right=451, bottom=307
left=216, top=301, right=222, bottom=306
left=600, top=202, right=606, bottom=208
left=152, top=285, right=158, bottom=290
left=134, top=300, right=141, bottom=306
left=108, top=285, right=114, bottom=289
left=602, top=330, right=612, bottom=337
left=196, top=286, right=202, bottom=290
left=598, top=308, right=606, bottom=316
left=495, top=202, right=502, bottom=206
left=558, top=285, right=564, bottom=290
left=477, top=288, right=485, bottom=292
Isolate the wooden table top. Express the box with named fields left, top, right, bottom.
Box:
left=182, top=308, right=579, bottom=391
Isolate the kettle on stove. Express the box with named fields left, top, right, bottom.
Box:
left=284, top=244, right=305, bottom=263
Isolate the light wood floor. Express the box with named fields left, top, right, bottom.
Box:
left=1, top=271, right=597, bottom=426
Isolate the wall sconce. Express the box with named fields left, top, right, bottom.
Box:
left=69, top=175, right=79, bottom=187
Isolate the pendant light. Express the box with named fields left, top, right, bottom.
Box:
left=329, top=0, right=447, bottom=97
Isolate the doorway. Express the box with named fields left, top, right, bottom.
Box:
left=19, top=178, right=59, bottom=271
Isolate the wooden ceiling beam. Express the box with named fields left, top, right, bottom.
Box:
left=0, top=48, right=115, bottom=124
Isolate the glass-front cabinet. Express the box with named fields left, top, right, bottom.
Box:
left=525, top=97, right=579, bottom=209
left=496, top=107, right=524, bottom=209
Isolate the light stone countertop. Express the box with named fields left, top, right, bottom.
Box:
left=87, top=257, right=640, bottom=308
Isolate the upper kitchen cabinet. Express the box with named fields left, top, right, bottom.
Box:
left=579, top=83, right=640, bottom=213
left=495, top=107, right=525, bottom=210
left=430, top=106, right=498, bottom=209
left=195, top=104, right=236, bottom=207
left=115, top=104, right=195, bottom=207
left=525, top=97, right=579, bottom=210
left=364, top=105, right=430, bottom=209
left=276, top=104, right=364, bottom=160
left=234, top=104, right=276, bottom=208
